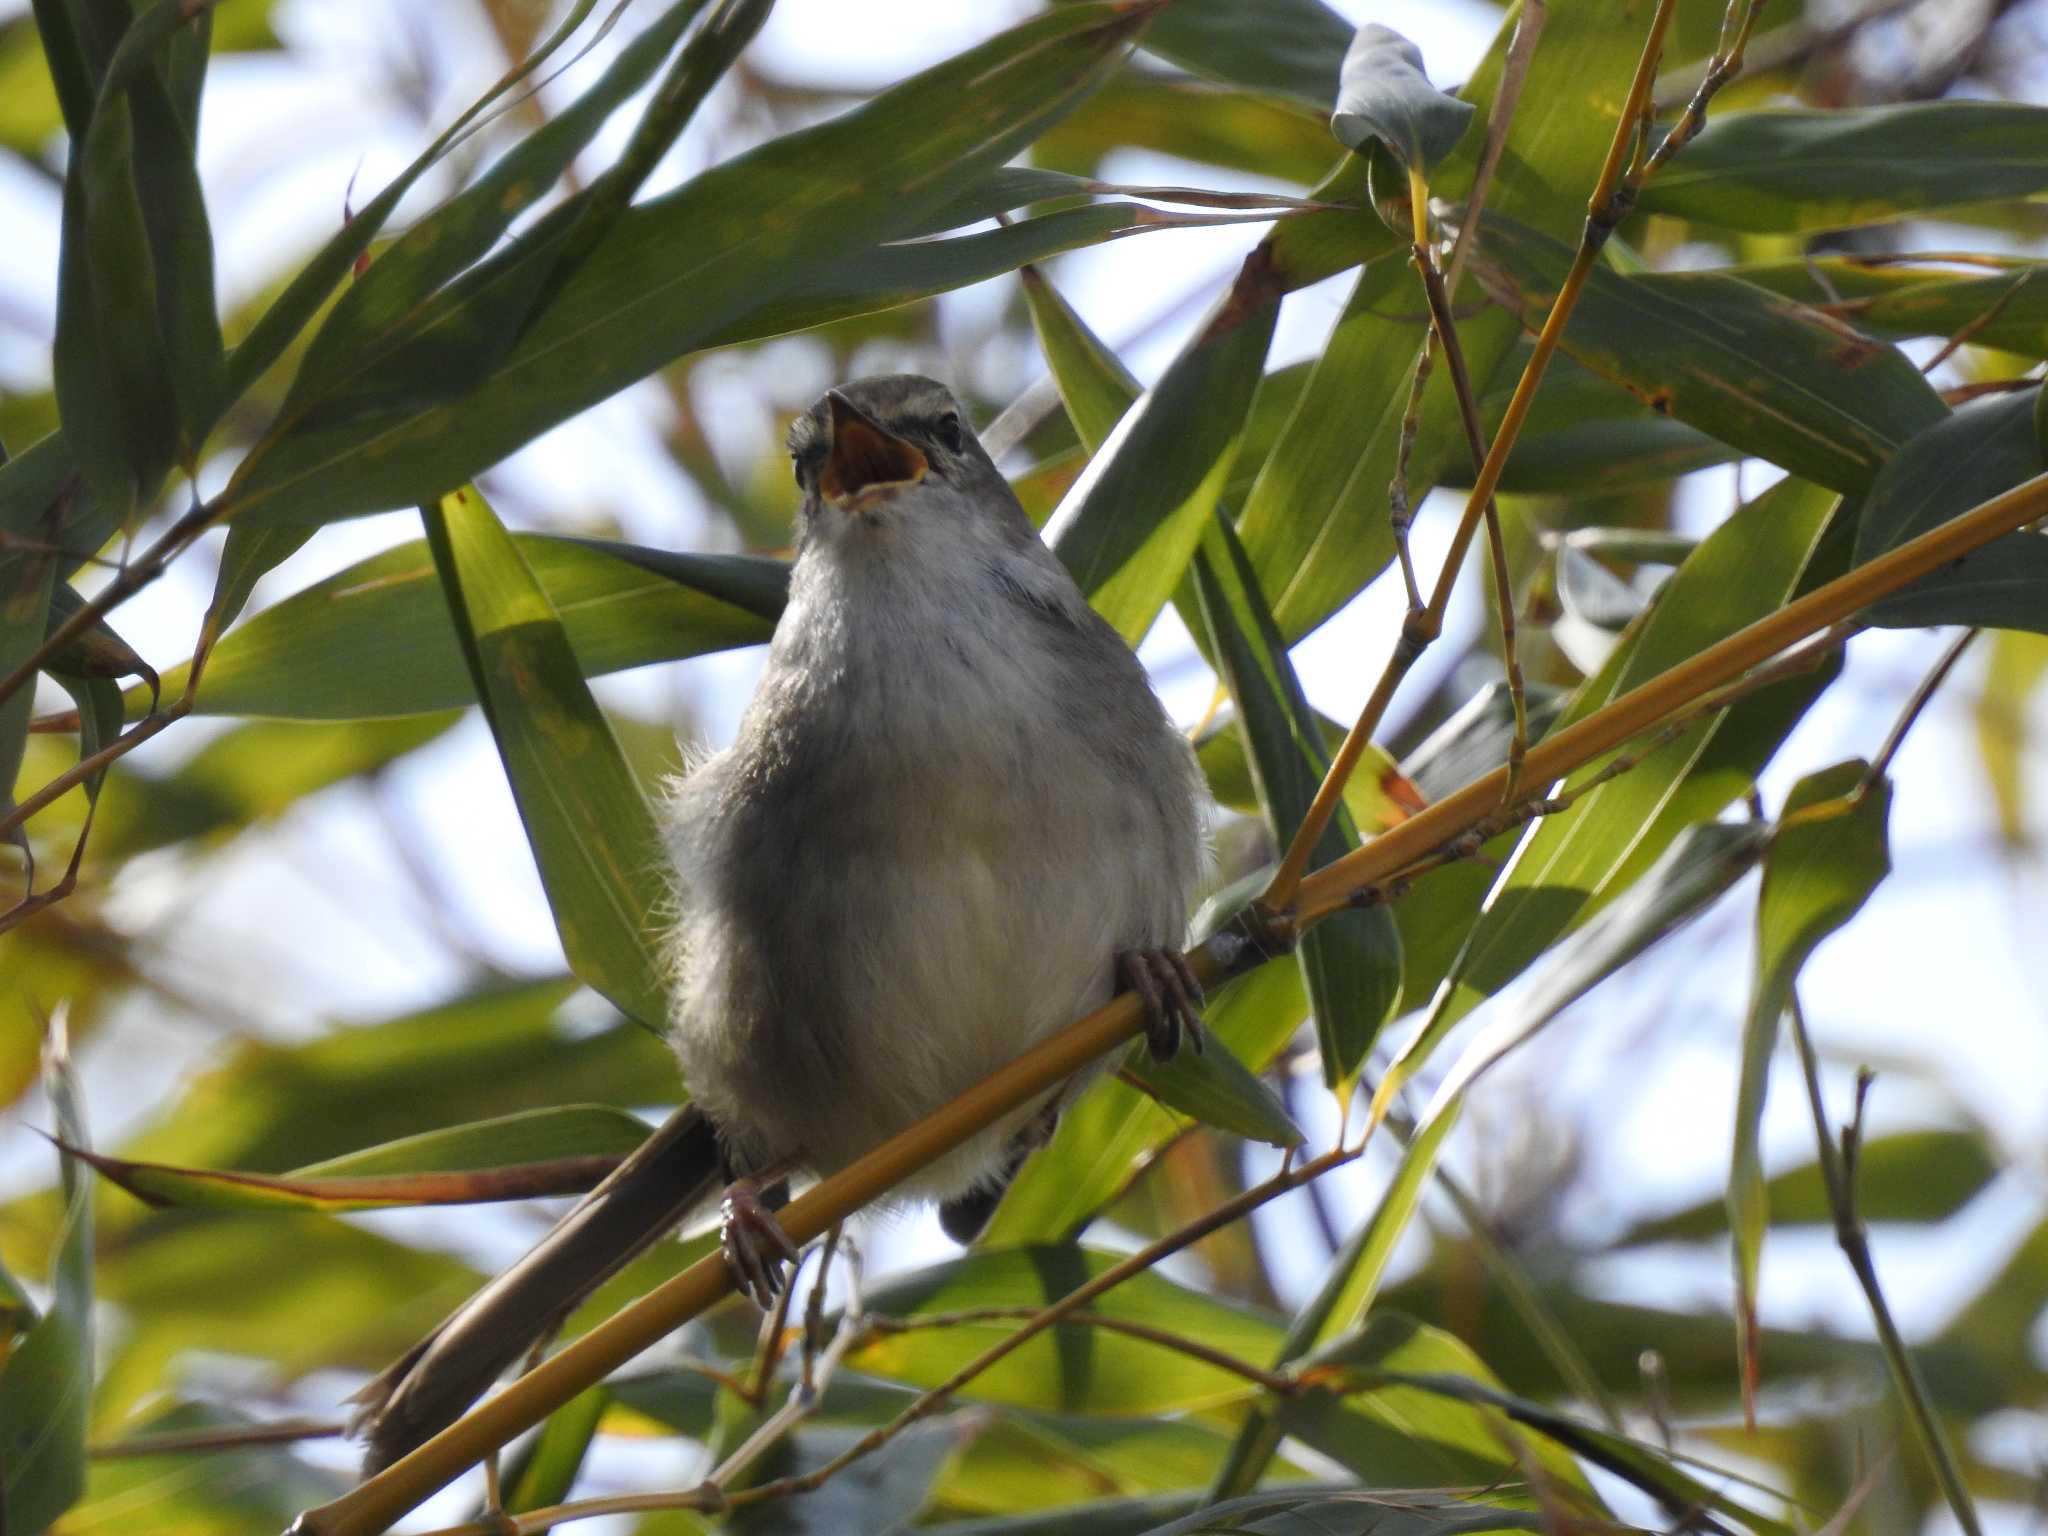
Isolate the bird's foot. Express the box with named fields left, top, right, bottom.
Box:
left=720, top=1176, right=800, bottom=1308
left=1117, top=946, right=1205, bottom=1061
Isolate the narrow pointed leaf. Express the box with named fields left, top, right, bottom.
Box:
left=1193, top=514, right=1401, bottom=1085
left=285, top=0, right=719, bottom=410
left=1625, top=1128, right=1998, bottom=1245
left=0, top=1021, right=93, bottom=1534
left=1121, top=1037, right=1303, bottom=1149
left=1052, top=260, right=1278, bottom=645
left=1473, top=216, right=1947, bottom=493
left=288, top=0, right=767, bottom=428
left=1329, top=25, right=1475, bottom=173
left=1635, top=103, right=2048, bottom=233
left=220, top=2, right=1159, bottom=529
left=1328, top=1364, right=1791, bottom=1535
left=424, top=486, right=671, bottom=1027
left=60, top=1104, right=650, bottom=1213
left=1730, top=761, right=1892, bottom=1411
left=1857, top=388, right=2048, bottom=636
left=140, top=535, right=787, bottom=721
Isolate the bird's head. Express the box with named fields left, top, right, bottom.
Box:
left=786, top=375, right=1025, bottom=559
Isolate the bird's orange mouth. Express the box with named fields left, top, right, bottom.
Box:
left=820, top=392, right=928, bottom=510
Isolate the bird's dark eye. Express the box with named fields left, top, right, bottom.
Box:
left=933, top=411, right=964, bottom=453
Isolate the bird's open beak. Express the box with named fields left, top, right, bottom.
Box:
left=820, top=391, right=927, bottom=510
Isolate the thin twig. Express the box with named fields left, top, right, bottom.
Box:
left=864, top=1306, right=1300, bottom=1395
left=1787, top=1000, right=1984, bottom=1536
left=713, top=1145, right=1356, bottom=1517
left=89, top=1419, right=347, bottom=1458
left=1863, top=629, right=1977, bottom=792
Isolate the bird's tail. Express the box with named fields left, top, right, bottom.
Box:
left=351, top=1103, right=724, bottom=1475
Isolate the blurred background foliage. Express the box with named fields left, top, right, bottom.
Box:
left=1, top=0, right=2047, bottom=1531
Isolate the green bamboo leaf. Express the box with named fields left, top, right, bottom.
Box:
left=846, top=1247, right=1282, bottom=1416
left=219, top=2, right=1159, bottom=529
left=1857, top=389, right=2048, bottom=636
left=141, top=535, right=787, bottom=721
left=286, top=0, right=719, bottom=412
left=702, top=199, right=1275, bottom=359
left=59, top=1104, right=650, bottom=1213
left=1390, top=477, right=1842, bottom=1092
left=287, top=0, right=763, bottom=427
left=504, top=1389, right=609, bottom=1515
left=985, top=960, right=1306, bottom=1244
left=1192, top=515, right=1401, bottom=1085
left=424, top=486, right=671, bottom=1028
left=1238, top=0, right=1650, bottom=639
left=1053, top=281, right=1277, bottom=644
left=54, top=91, right=178, bottom=523
left=1474, top=216, right=1947, bottom=494
left=1468, top=351, right=1734, bottom=496
left=1635, top=103, right=2048, bottom=233
left=1730, top=761, right=1892, bottom=1411
left=1091, top=0, right=1353, bottom=111
left=1120, top=1034, right=1302, bottom=1149
left=1034, top=69, right=1342, bottom=186
left=1141, top=1490, right=1546, bottom=1536
left=1624, top=1128, right=1999, bottom=1245
left=1325, top=1361, right=1791, bottom=1535
left=1278, top=1316, right=1591, bottom=1498
left=43, top=581, right=155, bottom=692
left=18, top=3, right=94, bottom=141
left=0, top=1018, right=93, bottom=1535
left=1329, top=25, right=1476, bottom=174
left=1021, top=265, right=1142, bottom=450
left=223, top=0, right=614, bottom=405
left=109, top=979, right=673, bottom=1211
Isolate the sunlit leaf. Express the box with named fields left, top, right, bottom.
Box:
left=61, top=1104, right=649, bottom=1213
left=424, top=486, right=671, bottom=1027
left=1730, top=760, right=1892, bottom=1416
left=144, top=535, right=787, bottom=721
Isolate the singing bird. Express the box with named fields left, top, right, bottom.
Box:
left=355, top=375, right=1206, bottom=1472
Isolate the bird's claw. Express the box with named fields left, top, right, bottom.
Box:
left=720, top=1177, right=801, bottom=1308
left=1118, top=946, right=1205, bottom=1062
